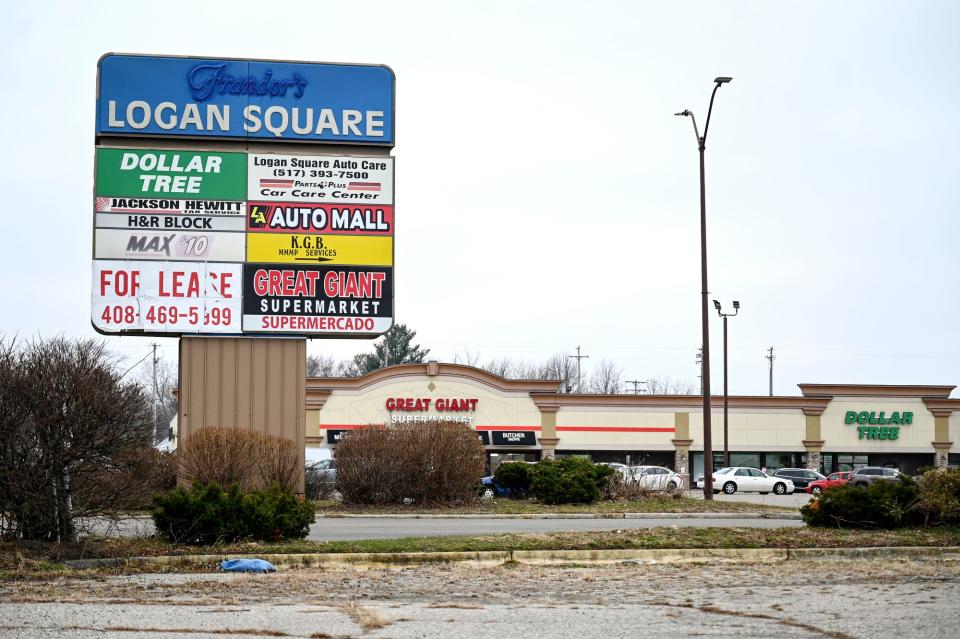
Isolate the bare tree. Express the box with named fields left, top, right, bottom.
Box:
left=136, top=356, right=177, bottom=444
left=646, top=376, right=698, bottom=395
left=452, top=347, right=481, bottom=367
left=588, top=359, right=623, bottom=394
left=539, top=352, right=578, bottom=391
left=0, top=337, right=153, bottom=541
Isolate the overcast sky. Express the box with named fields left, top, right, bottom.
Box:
left=1, top=1, right=957, bottom=397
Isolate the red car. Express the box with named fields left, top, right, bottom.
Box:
left=805, top=471, right=852, bottom=495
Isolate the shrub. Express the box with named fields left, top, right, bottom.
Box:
left=73, top=448, right=178, bottom=511
left=530, top=457, right=615, bottom=505
left=304, top=461, right=337, bottom=501
left=801, top=478, right=921, bottom=528
left=152, top=482, right=314, bottom=544
left=335, top=422, right=485, bottom=505
left=916, top=468, right=960, bottom=526
left=493, top=462, right=534, bottom=498
left=178, top=427, right=301, bottom=492
left=0, top=337, right=153, bottom=541
left=604, top=472, right=654, bottom=501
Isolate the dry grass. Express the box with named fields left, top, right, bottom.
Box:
left=339, top=601, right=391, bottom=632
left=314, top=496, right=795, bottom=514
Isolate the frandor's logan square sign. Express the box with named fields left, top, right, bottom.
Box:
left=96, top=54, right=395, bottom=144
left=92, top=53, right=396, bottom=339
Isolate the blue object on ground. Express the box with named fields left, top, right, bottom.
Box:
left=220, top=558, right=276, bottom=573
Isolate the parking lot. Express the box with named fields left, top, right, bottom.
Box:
left=2, top=559, right=957, bottom=638
left=685, top=489, right=812, bottom=509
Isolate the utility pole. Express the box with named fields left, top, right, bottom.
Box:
left=695, top=347, right=703, bottom=395
left=150, top=343, right=159, bottom=445
left=568, top=346, right=589, bottom=393
left=766, top=346, right=775, bottom=396
left=626, top=379, right=647, bottom=394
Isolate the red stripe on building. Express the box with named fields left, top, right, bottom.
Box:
left=557, top=426, right=675, bottom=433
left=321, top=425, right=673, bottom=433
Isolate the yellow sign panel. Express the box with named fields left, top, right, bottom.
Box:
left=246, top=233, right=393, bottom=266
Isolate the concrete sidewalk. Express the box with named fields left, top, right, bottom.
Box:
left=65, top=545, right=960, bottom=570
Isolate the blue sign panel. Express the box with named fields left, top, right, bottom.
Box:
left=97, top=54, right=395, bottom=145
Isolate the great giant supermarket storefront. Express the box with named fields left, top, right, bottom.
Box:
left=305, top=362, right=960, bottom=483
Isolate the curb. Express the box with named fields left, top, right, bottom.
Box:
left=63, top=546, right=960, bottom=571
left=317, top=512, right=802, bottom=521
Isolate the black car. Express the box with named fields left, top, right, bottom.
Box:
left=771, top=468, right=825, bottom=490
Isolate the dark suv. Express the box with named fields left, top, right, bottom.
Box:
left=771, top=468, right=824, bottom=491
left=850, top=466, right=903, bottom=488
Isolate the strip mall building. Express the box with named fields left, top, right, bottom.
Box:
left=305, top=362, right=960, bottom=483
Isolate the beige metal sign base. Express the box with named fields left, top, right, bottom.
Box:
left=178, top=336, right=306, bottom=493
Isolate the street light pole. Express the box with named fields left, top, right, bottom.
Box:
left=676, top=76, right=732, bottom=500
left=713, top=300, right=740, bottom=467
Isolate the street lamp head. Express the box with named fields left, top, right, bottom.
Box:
left=674, top=110, right=692, bottom=117
left=733, top=300, right=740, bottom=309
left=714, top=76, right=733, bottom=85
left=713, top=299, right=721, bottom=311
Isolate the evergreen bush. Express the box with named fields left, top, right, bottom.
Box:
left=529, top=457, right=615, bottom=504
left=493, top=462, right=534, bottom=498
left=801, top=478, right=921, bottom=528
left=152, top=482, right=314, bottom=544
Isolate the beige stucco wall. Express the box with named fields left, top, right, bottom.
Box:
left=315, top=376, right=541, bottom=440
left=819, top=397, right=934, bottom=453
left=950, top=413, right=960, bottom=452
left=687, top=409, right=806, bottom=451
left=554, top=407, right=676, bottom=450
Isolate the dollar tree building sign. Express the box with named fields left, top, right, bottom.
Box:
left=92, top=54, right=395, bottom=337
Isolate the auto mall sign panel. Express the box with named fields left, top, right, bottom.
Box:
left=91, top=54, right=396, bottom=338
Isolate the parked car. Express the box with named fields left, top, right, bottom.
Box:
left=312, top=458, right=336, bottom=485
left=480, top=476, right=511, bottom=499
left=805, top=471, right=852, bottom=494
left=617, top=465, right=684, bottom=493
left=849, top=466, right=904, bottom=488
left=697, top=467, right=795, bottom=495
left=771, top=468, right=825, bottom=491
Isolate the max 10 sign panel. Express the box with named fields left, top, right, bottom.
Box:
left=97, top=54, right=394, bottom=144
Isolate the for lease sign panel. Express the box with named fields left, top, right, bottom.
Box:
left=97, top=54, right=395, bottom=144
left=92, top=261, right=242, bottom=333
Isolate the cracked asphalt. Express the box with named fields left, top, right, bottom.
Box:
left=2, top=559, right=958, bottom=638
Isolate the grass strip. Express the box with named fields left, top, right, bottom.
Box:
left=314, top=497, right=796, bottom=515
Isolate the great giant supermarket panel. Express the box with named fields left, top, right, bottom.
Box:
left=91, top=149, right=394, bottom=338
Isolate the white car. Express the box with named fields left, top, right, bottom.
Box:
left=614, top=465, right=684, bottom=493
left=696, top=466, right=795, bottom=495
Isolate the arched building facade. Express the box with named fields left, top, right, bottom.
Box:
left=305, top=362, right=960, bottom=483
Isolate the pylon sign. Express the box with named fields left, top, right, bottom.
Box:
left=91, top=54, right=396, bottom=338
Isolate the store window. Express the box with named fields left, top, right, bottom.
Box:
left=835, top=454, right=869, bottom=472
left=763, top=453, right=794, bottom=471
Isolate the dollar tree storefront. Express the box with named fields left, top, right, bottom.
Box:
left=304, top=363, right=960, bottom=484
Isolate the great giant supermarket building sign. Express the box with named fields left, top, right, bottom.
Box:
left=96, top=54, right=395, bottom=144
left=92, top=54, right=396, bottom=339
